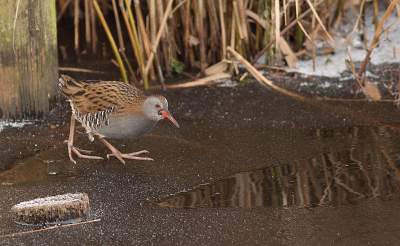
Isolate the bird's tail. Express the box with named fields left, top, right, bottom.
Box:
left=59, top=75, right=84, bottom=99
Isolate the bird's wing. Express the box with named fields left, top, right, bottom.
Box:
left=59, top=75, right=143, bottom=115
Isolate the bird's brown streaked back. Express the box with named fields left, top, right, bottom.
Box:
left=59, top=75, right=148, bottom=116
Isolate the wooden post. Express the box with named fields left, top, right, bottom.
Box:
left=0, top=0, right=58, bottom=120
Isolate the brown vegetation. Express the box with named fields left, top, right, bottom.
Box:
left=57, top=0, right=400, bottom=100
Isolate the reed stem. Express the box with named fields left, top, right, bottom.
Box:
left=85, top=0, right=91, bottom=52
left=144, top=0, right=174, bottom=75
left=218, top=0, right=226, bottom=60
left=112, top=0, right=137, bottom=84
left=134, top=0, right=156, bottom=80
left=93, top=0, right=128, bottom=82
left=74, top=0, right=81, bottom=62
left=124, top=0, right=148, bottom=89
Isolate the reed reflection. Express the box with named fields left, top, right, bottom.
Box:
left=158, top=126, right=400, bottom=208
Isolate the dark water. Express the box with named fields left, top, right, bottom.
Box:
left=158, top=126, right=400, bottom=208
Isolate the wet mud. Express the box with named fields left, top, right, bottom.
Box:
left=1, top=79, right=400, bottom=245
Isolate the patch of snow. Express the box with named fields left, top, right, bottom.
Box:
left=217, top=79, right=240, bottom=87
left=300, top=81, right=344, bottom=89
left=300, top=82, right=310, bottom=86
left=318, top=82, right=332, bottom=88
left=12, top=193, right=88, bottom=209
left=365, top=71, right=380, bottom=78
left=0, top=121, right=34, bottom=133
left=259, top=6, right=400, bottom=77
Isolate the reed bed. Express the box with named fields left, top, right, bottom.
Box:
left=56, top=0, right=399, bottom=99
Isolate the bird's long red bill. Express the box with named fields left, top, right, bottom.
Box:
left=161, top=110, right=179, bottom=128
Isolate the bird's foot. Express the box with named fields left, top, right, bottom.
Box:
left=99, top=138, right=153, bottom=164
left=63, top=140, right=103, bottom=164
left=107, top=150, right=153, bottom=164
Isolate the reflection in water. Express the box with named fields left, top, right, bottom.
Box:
left=157, top=126, right=400, bottom=208
left=0, top=148, right=76, bottom=185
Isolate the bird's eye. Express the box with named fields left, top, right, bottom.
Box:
left=155, top=104, right=160, bottom=108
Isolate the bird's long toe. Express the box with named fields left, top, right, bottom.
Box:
left=120, top=154, right=153, bottom=161
left=106, top=149, right=153, bottom=163
left=126, top=150, right=149, bottom=156
left=106, top=151, right=153, bottom=163
left=63, top=140, right=96, bottom=154
left=68, top=145, right=103, bottom=162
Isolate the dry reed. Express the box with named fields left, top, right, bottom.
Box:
left=56, top=0, right=398, bottom=100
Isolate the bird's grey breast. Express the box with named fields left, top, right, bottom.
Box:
left=95, top=114, right=158, bottom=139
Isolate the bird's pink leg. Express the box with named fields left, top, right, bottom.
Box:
left=64, top=114, right=103, bottom=163
left=99, top=138, right=153, bottom=164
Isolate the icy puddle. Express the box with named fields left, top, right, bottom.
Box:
left=157, top=125, right=400, bottom=208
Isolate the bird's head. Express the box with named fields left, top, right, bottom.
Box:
left=142, top=95, right=179, bottom=128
